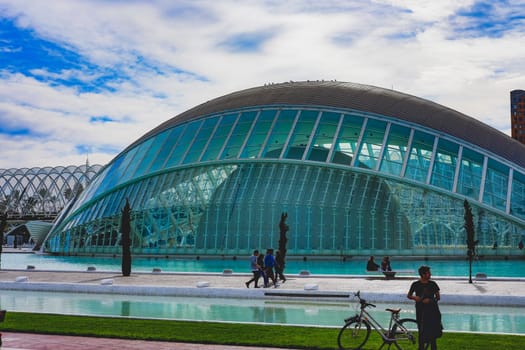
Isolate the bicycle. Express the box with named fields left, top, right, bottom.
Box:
left=338, top=291, right=418, bottom=350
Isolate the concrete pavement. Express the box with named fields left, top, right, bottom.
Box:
left=0, top=269, right=524, bottom=305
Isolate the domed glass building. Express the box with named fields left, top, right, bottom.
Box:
left=44, top=81, right=525, bottom=257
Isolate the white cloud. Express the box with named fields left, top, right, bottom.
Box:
left=0, top=0, right=524, bottom=168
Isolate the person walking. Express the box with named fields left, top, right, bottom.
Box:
left=245, top=250, right=261, bottom=288
left=274, top=250, right=286, bottom=283
left=263, top=248, right=278, bottom=287
left=407, top=265, right=442, bottom=350
left=256, top=251, right=268, bottom=288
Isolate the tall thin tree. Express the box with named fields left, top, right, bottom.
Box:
left=464, top=199, right=478, bottom=284
left=277, top=212, right=289, bottom=272
left=121, top=199, right=132, bottom=277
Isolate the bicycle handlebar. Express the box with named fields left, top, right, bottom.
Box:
left=354, top=290, right=376, bottom=308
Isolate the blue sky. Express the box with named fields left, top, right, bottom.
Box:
left=0, top=0, right=524, bottom=168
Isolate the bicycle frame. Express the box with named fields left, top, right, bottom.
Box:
left=344, top=292, right=416, bottom=349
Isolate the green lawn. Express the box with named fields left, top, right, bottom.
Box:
left=1, top=312, right=523, bottom=349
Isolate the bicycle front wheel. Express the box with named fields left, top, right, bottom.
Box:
left=337, top=318, right=371, bottom=350
left=391, top=318, right=418, bottom=350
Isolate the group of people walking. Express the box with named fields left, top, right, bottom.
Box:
left=245, top=248, right=286, bottom=288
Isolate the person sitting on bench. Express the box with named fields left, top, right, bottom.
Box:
left=381, top=256, right=392, bottom=272
left=366, top=256, right=380, bottom=271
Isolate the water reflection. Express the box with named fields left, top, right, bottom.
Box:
left=121, top=301, right=131, bottom=317
left=1, top=290, right=524, bottom=334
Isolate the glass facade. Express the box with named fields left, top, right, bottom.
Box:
left=44, top=89, right=525, bottom=257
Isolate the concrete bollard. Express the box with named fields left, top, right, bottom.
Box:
left=15, top=276, right=29, bottom=283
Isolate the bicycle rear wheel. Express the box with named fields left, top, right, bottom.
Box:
left=337, top=318, right=371, bottom=350
left=391, top=318, right=418, bottom=350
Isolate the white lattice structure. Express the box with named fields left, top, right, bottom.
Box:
left=0, top=164, right=102, bottom=220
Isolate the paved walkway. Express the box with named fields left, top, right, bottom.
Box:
left=1, top=269, right=524, bottom=305
left=0, top=332, right=297, bottom=349
left=1, top=269, right=525, bottom=349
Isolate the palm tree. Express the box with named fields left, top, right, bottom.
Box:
left=64, top=187, right=74, bottom=201
left=38, top=188, right=49, bottom=213
left=464, top=199, right=478, bottom=284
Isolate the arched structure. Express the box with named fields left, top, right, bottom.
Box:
left=0, top=164, right=103, bottom=247
left=0, top=165, right=103, bottom=220
left=44, top=82, right=525, bottom=257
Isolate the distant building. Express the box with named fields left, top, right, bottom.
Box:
left=511, top=90, right=525, bottom=144
left=0, top=164, right=103, bottom=248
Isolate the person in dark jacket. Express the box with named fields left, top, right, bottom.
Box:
left=407, top=265, right=442, bottom=350
left=256, top=251, right=268, bottom=287
left=274, top=250, right=286, bottom=283
left=263, top=248, right=278, bottom=287
left=366, top=256, right=379, bottom=271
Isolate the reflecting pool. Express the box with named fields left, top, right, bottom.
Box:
left=2, top=253, right=525, bottom=278
left=0, top=290, right=523, bottom=334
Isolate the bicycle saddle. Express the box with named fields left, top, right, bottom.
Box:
left=385, top=308, right=401, bottom=314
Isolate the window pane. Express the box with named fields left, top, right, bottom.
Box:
left=165, top=120, right=202, bottom=168
left=134, top=129, right=171, bottom=177
left=483, top=158, right=509, bottom=211
left=121, top=138, right=154, bottom=182
left=332, top=114, right=364, bottom=165
left=430, top=138, right=459, bottom=191
left=240, top=109, right=277, bottom=158
left=457, top=147, right=484, bottom=199
left=148, top=127, right=183, bottom=173
left=307, top=111, right=340, bottom=162
left=183, top=117, right=218, bottom=164
left=356, top=119, right=387, bottom=169
left=379, top=124, right=410, bottom=176
left=511, top=170, right=525, bottom=220
left=405, top=130, right=435, bottom=182
left=201, top=113, right=238, bottom=162
left=92, top=149, right=137, bottom=198
left=284, top=110, right=319, bottom=160
left=261, top=109, right=297, bottom=158
left=220, top=110, right=258, bottom=160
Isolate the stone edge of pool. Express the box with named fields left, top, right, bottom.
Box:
left=1, top=281, right=524, bottom=307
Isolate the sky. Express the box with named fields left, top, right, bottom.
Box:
left=0, top=0, right=524, bottom=169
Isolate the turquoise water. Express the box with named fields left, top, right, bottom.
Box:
left=2, top=253, right=525, bottom=277
left=1, top=290, right=524, bottom=334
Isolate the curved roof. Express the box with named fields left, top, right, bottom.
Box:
left=132, top=81, right=525, bottom=168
